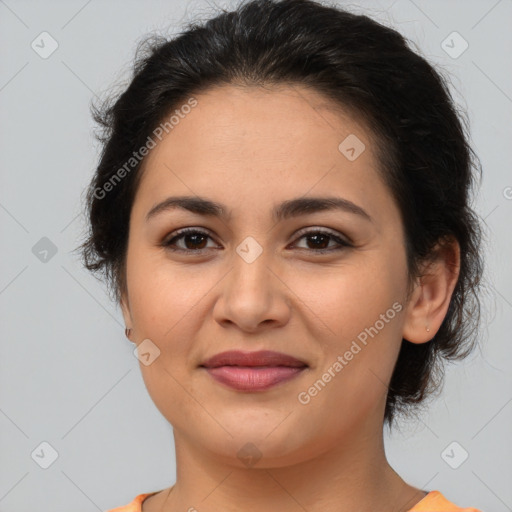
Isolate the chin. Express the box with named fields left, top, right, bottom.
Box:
left=195, top=424, right=315, bottom=468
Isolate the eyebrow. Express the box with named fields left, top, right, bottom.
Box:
left=145, top=195, right=373, bottom=223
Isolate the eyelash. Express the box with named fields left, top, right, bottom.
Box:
left=161, top=227, right=353, bottom=254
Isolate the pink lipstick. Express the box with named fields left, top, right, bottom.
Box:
left=200, top=350, right=308, bottom=391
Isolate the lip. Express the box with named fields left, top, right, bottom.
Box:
left=200, top=350, right=308, bottom=391
left=201, top=350, right=308, bottom=368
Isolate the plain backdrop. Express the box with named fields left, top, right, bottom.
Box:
left=1, top=1, right=511, bottom=511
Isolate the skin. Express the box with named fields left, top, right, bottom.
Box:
left=120, top=84, right=460, bottom=512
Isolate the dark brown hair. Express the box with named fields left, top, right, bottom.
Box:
left=77, top=0, right=483, bottom=426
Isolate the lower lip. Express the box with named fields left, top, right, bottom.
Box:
left=203, top=366, right=306, bottom=391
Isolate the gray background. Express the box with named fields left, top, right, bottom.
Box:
left=1, top=0, right=511, bottom=511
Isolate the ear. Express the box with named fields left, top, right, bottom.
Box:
left=402, top=237, right=460, bottom=344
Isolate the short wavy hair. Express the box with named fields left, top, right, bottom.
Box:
left=77, top=0, right=484, bottom=426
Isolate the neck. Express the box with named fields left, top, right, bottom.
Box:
left=153, top=412, right=426, bottom=512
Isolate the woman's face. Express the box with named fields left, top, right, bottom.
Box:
left=121, top=84, right=412, bottom=466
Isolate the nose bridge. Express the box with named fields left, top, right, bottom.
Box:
left=214, top=233, right=290, bottom=330
left=231, top=234, right=272, bottom=295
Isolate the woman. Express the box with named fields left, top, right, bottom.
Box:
left=78, top=0, right=484, bottom=510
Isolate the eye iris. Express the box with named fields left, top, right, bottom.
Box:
left=184, top=233, right=208, bottom=250
left=307, top=233, right=330, bottom=249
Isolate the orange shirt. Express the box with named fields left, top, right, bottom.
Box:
left=106, top=489, right=482, bottom=512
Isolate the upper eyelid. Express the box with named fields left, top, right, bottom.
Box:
left=293, top=226, right=348, bottom=239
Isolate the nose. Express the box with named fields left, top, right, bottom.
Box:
left=212, top=241, right=291, bottom=333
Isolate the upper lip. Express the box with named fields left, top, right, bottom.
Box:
left=200, top=350, right=308, bottom=368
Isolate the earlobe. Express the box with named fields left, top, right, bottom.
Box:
left=402, top=238, right=460, bottom=344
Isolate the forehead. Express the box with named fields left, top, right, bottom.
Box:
left=133, top=84, right=392, bottom=222
left=150, top=83, right=374, bottom=159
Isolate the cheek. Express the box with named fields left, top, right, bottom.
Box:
left=126, top=260, right=208, bottom=425
left=302, top=256, right=406, bottom=341
left=294, top=286, right=404, bottom=442
left=127, top=244, right=204, bottom=335
left=303, top=255, right=406, bottom=396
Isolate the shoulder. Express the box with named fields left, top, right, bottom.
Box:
left=408, top=490, right=483, bottom=512
left=105, top=492, right=157, bottom=512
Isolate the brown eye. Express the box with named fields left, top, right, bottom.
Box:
left=162, top=228, right=218, bottom=252
left=291, top=229, right=352, bottom=253
left=162, top=227, right=352, bottom=255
